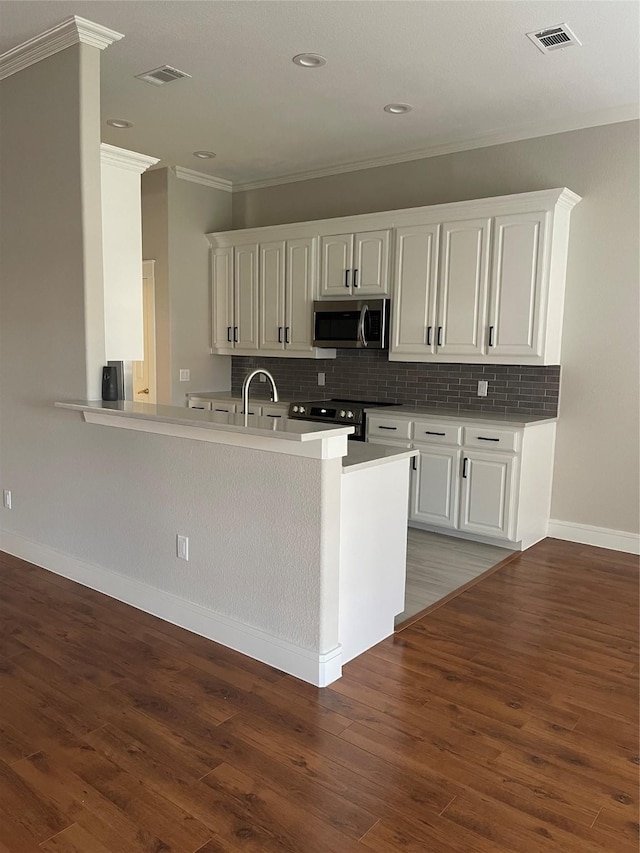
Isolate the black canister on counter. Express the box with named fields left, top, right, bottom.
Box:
left=101, top=365, right=119, bottom=401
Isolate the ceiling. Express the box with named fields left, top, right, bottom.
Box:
left=1, top=1, right=638, bottom=189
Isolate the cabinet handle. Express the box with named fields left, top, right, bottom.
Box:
left=424, top=430, right=446, bottom=436
left=278, top=326, right=283, bottom=343
left=462, top=457, right=469, bottom=478
left=426, top=326, right=432, bottom=346
left=412, top=456, right=417, bottom=471
left=267, top=414, right=282, bottom=419
left=477, top=436, right=500, bottom=442
left=488, top=325, right=495, bottom=347
left=344, top=269, right=350, bottom=289
left=353, top=269, right=359, bottom=288
left=437, top=326, right=443, bottom=347
left=214, top=408, right=230, bottom=412
left=234, top=326, right=238, bottom=343
left=378, top=425, right=397, bottom=430
left=285, top=326, right=291, bottom=344
left=227, top=326, right=232, bottom=343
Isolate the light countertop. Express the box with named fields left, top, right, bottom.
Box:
left=365, top=405, right=557, bottom=427
left=55, top=400, right=353, bottom=443
left=342, top=442, right=417, bottom=473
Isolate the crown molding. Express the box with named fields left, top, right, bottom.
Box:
left=172, top=166, right=233, bottom=193
left=100, top=143, right=159, bottom=174
left=232, top=104, right=640, bottom=193
left=0, top=15, right=124, bottom=81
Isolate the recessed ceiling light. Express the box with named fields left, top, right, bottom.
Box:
left=383, top=103, right=413, bottom=115
left=292, top=53, right=326, bottom=68
left=193, top=151, right=216, bottom=159
left=106, top=118, right=133, bottom=129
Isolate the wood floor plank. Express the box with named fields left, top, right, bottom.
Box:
left=0, top=537, right=636, bottom=853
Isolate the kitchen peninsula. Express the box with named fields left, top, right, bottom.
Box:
left=55, top=400, right=416, bottom=686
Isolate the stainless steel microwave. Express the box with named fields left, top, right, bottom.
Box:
left=313, top=299, right=390, bottom=349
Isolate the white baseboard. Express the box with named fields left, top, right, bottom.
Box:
left=0, top=530, right=342, bottom=687
left=548, top=519, right=640, bottom=555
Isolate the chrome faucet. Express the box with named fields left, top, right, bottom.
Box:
left=241, top=369, right=279, bottom=424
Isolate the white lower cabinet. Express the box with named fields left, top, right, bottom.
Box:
left=411, top=444, right=461, bottom=529
left=367, top=413, right=556, bottom=550
left=458, top=450, right=517, bottom=540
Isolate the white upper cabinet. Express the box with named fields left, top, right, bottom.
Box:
left=487, top=211, right=548, bottom=359
left=259, top=237, right=316, bottom=354
left=435, top=219, right=491, bottom=358
left=208, top=187, right=580, bottom=364
left=210, top=243, right=259, bottom=353
left=319, top=229, right=390, bottom=297
left=392, top=224, right=440, bottom=354
left=389, top=188, right=580, bottom=364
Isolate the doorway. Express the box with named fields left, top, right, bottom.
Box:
left=132, top=260, right=157, bottom=403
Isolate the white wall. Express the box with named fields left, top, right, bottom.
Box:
left=233, top=122, right=640, bottom=538
left=0, top=42, right=338, bottom=673
left=142, top=168, right=232, bottom=406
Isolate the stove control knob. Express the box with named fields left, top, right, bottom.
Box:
left=292, top=406, right=299, bottom=413
left=347, top=410, right=354, bottom=419
left=339, top=410, right=346, bottom=418
left=299, top=407, right=306, bottom=414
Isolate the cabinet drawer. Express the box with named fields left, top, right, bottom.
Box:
left=368, top=437, right=412, bottom=449
left=413, top=421, right=462, bottom=446
left=463, top=426, right=520, bottom=452
left=188, top=399, right=212, bottom=411
left=261, top=405, right=287, bottom=419
left=367, top=416, right=412, bottom=440
left=211, top=401, right=237, bottom=414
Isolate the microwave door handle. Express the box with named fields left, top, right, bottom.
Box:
left=357, top=304, right=369, bottom=347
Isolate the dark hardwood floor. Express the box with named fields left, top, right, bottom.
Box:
left=0, top=538, right=637, bottom=852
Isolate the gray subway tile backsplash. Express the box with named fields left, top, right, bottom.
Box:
left=231, top=350, right=560, bottom=417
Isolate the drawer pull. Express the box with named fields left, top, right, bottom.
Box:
left=215, top=408, right=230, bottom=412
left=267, top=414, right=282, bottom=419
left=192, top=406, right=206, bottom=410
left=424, top=430, right=446, bottom=436
left=378, top=425, right=397, bottom=430
left=477, top=436, right=500, bottom=442
left=462, top=457, right=469, bottom=478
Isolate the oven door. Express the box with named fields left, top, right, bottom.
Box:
left=313, top=299, right=388, bottom=349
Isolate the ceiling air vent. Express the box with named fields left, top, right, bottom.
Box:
left=136, top=65, right=192, bottom=86
left=526, top=23, right=582, bottom=54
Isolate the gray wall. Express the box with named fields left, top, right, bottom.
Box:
left=142, top=169, right=232, bottom=406
left=233, top=122, right=640, bottom=535
left=0, top=43, right=333, bottom=656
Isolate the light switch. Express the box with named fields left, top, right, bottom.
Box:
left=179, top=369, right=190, bottom=382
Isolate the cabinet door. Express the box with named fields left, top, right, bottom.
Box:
left=391, top=224, right=440, bottom=355
left=436, top=219, right=490, bottom=357
left=234, top=244, right=259, bottom=350
left=285, top=237, right=316, bottom=352
left=410, top=444, right=461, bottom=529
left=353, top=230, right=390, bottom=295
left=211, top=246, right=234, bottom=352
left=259, top=241, right=286, bottom=352
left=319, top=234, right=353, bottom=297
left=459, top=450, right=517, bottom=540
left=487, top=211, right=548, bottom=359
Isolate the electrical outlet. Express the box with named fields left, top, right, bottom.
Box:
left=179, top=369, right=190, bottom=382
left=3, top=490, right=11, bottom=509
left=477, top=380, right=488, bottom=397
left=176, top=534, right=189, bottom=561
left=317, top=372, right=326, bottom=386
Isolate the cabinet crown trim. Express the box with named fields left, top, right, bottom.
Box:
left=101, top=144, right=160, bottom=173
left=206, top=188, right=581, bottom=247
